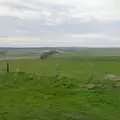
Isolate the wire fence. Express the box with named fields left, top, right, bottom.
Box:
left=0, top=62, right=20, bottom=73
left=0, top=62, right=61, bottom=76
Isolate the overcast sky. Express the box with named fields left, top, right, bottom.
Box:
left=0, top=0, right=120, bottom=47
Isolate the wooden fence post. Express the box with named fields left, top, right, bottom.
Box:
left=6, top=62, right=9, bottom=73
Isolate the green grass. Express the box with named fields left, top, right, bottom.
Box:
left=0, top=59, right=120, bottom=119
left=1, top=59, right=120, bottom=78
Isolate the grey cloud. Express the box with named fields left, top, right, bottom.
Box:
left=0, top=15, right=120, bottom=36
left=0, top=16, right=106, bottom=36
left=0, top=0, right=119, bottom=47
left=0, top=1, right=38, bottom=11
left=0, top=0, right=73, bottom=14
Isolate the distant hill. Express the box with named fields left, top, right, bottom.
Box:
left=0, top=47, right=120, bottom=58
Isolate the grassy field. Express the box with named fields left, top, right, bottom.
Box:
left=1, top=47, right=120, bottom=59
left=0, top=59, right=120, bottom=119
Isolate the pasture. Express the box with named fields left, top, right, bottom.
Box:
left=0, top=58, right=120, bottom=120
left=1, top=59, right=120, bottom=78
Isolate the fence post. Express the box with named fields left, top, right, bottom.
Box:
left=6, top=62, right=9, bottom=73
left=55, top=64, right=60, bottom=77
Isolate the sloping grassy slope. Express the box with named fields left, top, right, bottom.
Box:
left=0, top=72, right=120, bottom=120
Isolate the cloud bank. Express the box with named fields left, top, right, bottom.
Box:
left=0, top=0, right=119, bottom=47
